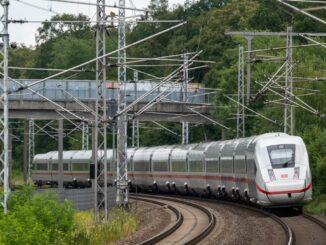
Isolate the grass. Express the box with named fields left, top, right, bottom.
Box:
left=12, top=170, right=25, bottom=188
left=304, top=195, right=326, bottom=215
left=73, top=208, right=139, bottom=245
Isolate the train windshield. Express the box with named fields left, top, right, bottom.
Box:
left=267, top=144, right=295, bottom=169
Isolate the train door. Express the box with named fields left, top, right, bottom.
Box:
left=220, top=141, right=236, bottom=197
left=67, top=157, right=72, bottom=185
left=234, top=139, right=248, bottom=199
left=49, top=156, right=54, bottom=185
left=188, top=144, right=205, bottom=195
left=204, top=142, right=220, bottom=195
left=246, top=138, right=257, bottom=200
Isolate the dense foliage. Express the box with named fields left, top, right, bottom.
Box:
left=0, top=187, right=139, bottom=244
left=0, top=187, right=75, bottom=245
left=8, top=0, right=326, bottom=196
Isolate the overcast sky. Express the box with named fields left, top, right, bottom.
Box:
left=7, top=0, right=187, bottom=47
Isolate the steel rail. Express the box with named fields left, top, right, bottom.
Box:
left=302, top=213, right=326, bottom=230
left=131, top=193, right=216, bottom=245
left=130, top=196, right=184, bottom=245
left=136, top=193, right=293, bottom=245
left=192, top=197, right=294, bottom=245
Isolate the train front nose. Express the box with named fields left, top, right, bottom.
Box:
left=260, top=180, right=311, bottom=205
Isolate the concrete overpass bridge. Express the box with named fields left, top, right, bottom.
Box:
left=5, top=79, right=216, bottom=123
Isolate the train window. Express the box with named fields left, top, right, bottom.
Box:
left=267, top=144, right=295, bottom=169
left=64, top=163, right=69, bottom=171
left=36, top=163, right=48, bottom=171
left=220, top=156, right=233, bottom=173
left=51, top=163, right=58, bottom=171
left=189, top=160, right=203, bottom=172
left=206, top=159, right=219, bottom=173
left=234, top=155, right=246, bottom=174
left=127, top=159, right=132, bottom=171
left=172, top=160, right=186, bottom=172
left=107, top=161, right=112, bottom=172
left=72, top=163, right=89, bottom=171
left=153, top=161, right=168, bottom=172
left=134, top=161, right=150, bottom=171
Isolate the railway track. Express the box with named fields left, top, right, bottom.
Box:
left=194, top=198, right=294, bottom=245
left=279, top=213, right=326, bottom=245
left=130, top=194, right=216, bottom=245
left=132, top=193, right=294, bottom=245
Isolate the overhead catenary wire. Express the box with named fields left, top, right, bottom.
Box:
left=41, top=0, right=150, bottom=12
left=277, top=0, right=326, bottom=25
left=9, top=19, right=183, bottom=24
left=225, top=95, right=280, bottom=126
left=9, top=21, right=187, bottom=94
left=245, top=42, right=326, bottom=54
left=118, top=51, right=202, bottom=118
left=14, top=0, right=59, bottom=14
left=255, top=81, right=323, bottom=117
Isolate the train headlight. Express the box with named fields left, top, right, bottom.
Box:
left=268, top=169, right=276, bottom=182
left=293, top=167, right=300, bottom=179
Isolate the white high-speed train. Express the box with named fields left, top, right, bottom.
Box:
left=32, top=133, right=312, bottom=209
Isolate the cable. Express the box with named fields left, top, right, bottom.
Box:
left=14, top=0, right=59, bottom=14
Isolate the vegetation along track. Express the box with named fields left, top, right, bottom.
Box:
left=130, top=194, right=216, bottom=245
left=279, top=212, right=326, bottom=245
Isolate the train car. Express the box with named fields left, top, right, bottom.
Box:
left=32, top=132, right=312, bottom=209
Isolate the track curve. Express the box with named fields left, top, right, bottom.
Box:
left=132, top=194, right=293, bottom=245
left=130, top=194, right=216, bottom=245
left=280, top=213, right=326, bottom=245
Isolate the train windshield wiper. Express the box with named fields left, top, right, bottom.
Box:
left=282, top=159, right=293, bottom=168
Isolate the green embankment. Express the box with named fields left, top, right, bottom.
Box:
left=305, top=195, right=326, bottom=215
left=0, top=187, right=138, bottom=245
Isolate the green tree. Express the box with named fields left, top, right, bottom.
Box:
left=0, top=187, right=75, bottom=245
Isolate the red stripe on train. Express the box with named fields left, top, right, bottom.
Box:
left=130, top=173, right=255, bottom=183
left=256, top=182, right=312, bottom=195
left=32, top=172, right=113, bottom=176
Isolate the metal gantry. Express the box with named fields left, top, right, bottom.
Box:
left=278, top=0, right=326, bottom=26
left=28, top=119, right=35, bottom=182
left=82, top=122, right=89, bottom=150
left=94, top=0, right=108, bottom=222
left=0, top=0, right=10, bottom=213
left=131, top=120, right=139, bottom=148
left=182, top=54, right=189, bottom=145
left=132, top=71, right=139, bottom=148
left=237, top=46, right=245, bottom=138
left=116, top=0, right=128, bottom=206
left=284, top=27, right=294, bottom=135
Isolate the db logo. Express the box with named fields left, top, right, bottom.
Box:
left=281, top=174, right=288, bottom=178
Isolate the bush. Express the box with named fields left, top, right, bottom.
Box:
left=73, top=208, right=138, bottom=244
left=305, top=195, right=326, bottom=215
left=0, top=186, right=75, bottom=245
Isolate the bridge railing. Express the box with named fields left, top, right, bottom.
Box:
left=6, top=79, right=214, bottom=104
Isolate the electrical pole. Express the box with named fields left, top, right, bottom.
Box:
left=237, top=46, right=245, bottom=138
left=182, top=54, right=189, bottom=145
left=58, top=119, right=63, bottom=189
left=116, top=0, right=128, bottom=206
left=132, top=71, right=139, bottom=148
left=245, top=36, right=253, bottom=104
left=0, top=0, right=10, bottom=213
left=94, top=0, right=108, bottom=222
left=82, top=122, right=89, bottom=150
left=28, top=119, right=35, bottom=182
left=284, top=26, right=294, bottom=135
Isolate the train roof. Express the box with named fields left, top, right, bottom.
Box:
left=255, top=133, right=303, bottom=147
